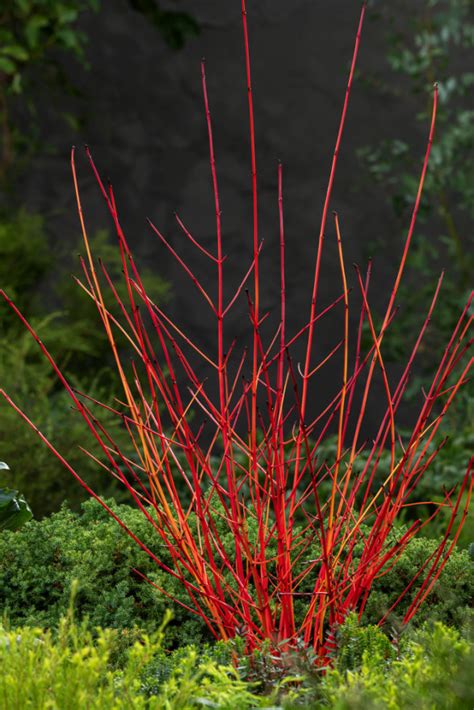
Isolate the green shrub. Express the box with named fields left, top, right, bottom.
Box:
left=0, top=210, right=50, bottom=321
left=140, top=619, right=474, bottom=709
left=362, top=534, right=473, bottom=629
left=0, top=499, right=472, bottom=650
left=0, top=612, right=264, bottom=710
left=0, top=332, right=131, bottom=515
left=1, top=611, right=471, bottom=709
left=333, top=613, right=397, bottom=674
left=0, top=499, right=208, bottom=647
left=0, top=210, right=169, bottom=516
left=139, top=642, right=231, bottom=697
left=357, top=1, right=474, bottom=382
left=313, top=422, right=474, bottom=549
left=146, top=645, right=265, bottom=710
left=0, top=617, right=151, bottom=709
left=322, top=622, right=474, bottom=710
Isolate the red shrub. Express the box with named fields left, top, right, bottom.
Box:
left=1, top=1, right=472, bottom=657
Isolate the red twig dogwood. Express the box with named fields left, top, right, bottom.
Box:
left=1, top=1, right=472, bottom=657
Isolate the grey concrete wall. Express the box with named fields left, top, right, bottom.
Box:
left=22, top=1, right=431, bottom=433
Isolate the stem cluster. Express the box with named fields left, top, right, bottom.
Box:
left=1, top=2, right=472, bottom=659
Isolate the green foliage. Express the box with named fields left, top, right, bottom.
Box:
left=139, top=641, right=233, bottom=697
left=0, top=461, right=33, bottom=531
left=0, top=500, right=204, bottom=646
left=128, top=0, right=199, bottom=50
left=426, top=490, right=474, bottom=550
left=0, top=0, right=99, bottom=181
left=0, top=499, right=472, bottom=649
left=333, top=614, right=397, bottom=674
left=0, top=488, right=32, bottom=532
left=0, top=610, right=472, bottom=709
left=0, top=209, right=50, bottom=322
left=361, top=534, right=473, bottom=629
left=0, top=609, right=267, bottom=709
left=0, top=0, right=173, bottom=522
left=409, top=392, right=474, bottom=548
left=141, top=618, right=474, bottom=709
left=322, top=622, right=474, bottom=710
left=0, top=1, right=197, bottom=184
left=0, top=618, right=151, bottom=709
left=0, top=210, right=168, bottom=515
left=0, top=1, right=99, bottom=78
left=312, top=421, right=474, bottom=547
left=359, top=0, right=473, bottom=377
left=146, top=646, right=266, bottom=710
left=0, top=319, right=133, bottom=515
left=57, top=228, right=170, bottom=375
left=0, top=210, right=169, bottom=369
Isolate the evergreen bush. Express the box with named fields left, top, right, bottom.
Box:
left=0, top=499, right=472, bottom=646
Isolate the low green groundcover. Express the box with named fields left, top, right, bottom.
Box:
left=0, top=614, right=472, bottom=709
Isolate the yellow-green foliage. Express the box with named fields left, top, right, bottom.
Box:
left=0, top=609, right=472, bottom=709
left=0, top=610, right=267, bottom=709
left=334, top=613, right=396, bottom=673
left=323, top=622, right=473, bottom=710
left=155, top=647, right=265, bottom=710
left=0, top=618, right=153, bottom=709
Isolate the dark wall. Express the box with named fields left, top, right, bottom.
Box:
left=23, top=1, right=430, bottom=433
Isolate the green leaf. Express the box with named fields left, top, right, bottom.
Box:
left=11, top=73, right=22, bottom=94
left=57, top=8, right=79, bottom=25
left=56, top=28, right=82, bottom=52
left=1, top=45, right=29, bottom=62
left=0, top=57, right=17, bottom=75
left=15, top=0, right=31, bottom=13
left=0, top=488, right=33, bottom=531
left=24, top=16, right=49, bottom=49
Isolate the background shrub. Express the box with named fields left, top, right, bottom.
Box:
left=0, top=211, right=168, bottom=516
left=313, top=420, right=474, bottom=550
